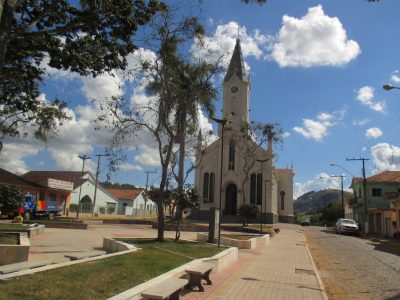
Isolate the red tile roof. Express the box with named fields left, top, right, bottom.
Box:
left=0, top=168, right=43, bottom=189
left=105, top=188, right=144, bottom=200
left=351, top=171, right=400, bottom=184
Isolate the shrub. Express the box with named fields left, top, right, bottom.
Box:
left=238, top=204, right=259, bottom=226
left=99, top=206, right=106, bottom=214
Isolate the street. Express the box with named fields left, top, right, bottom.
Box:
left=304, top=226, right=400, bottom=300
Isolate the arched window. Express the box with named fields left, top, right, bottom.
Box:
left=203, top=172, right=215, bottom=203
left=209, top=173, right=215, bottom=202
left=257, top=173, right=263, bottom=205
left=228, top=140, right=235, bottom=170
left=203, top=173, right=209, bottom=202
left=250, top=173, right=256, bottom=204
left=280, top=191, right=285, bottom=210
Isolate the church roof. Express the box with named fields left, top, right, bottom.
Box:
left=224, top=39, right=248, bottom=82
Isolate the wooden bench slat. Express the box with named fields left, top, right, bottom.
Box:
left=0, top=260, right=52, bottom=274
left=141, top=278, right=187, bottom=300
left=64, top=250, right=106, bottom=261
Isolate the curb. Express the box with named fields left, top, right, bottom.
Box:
left=302, top=232, right=329, bottom=300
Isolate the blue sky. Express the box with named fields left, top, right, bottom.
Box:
left=2, top=0, right=400, bottom=198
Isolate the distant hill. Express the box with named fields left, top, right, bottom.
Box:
left=294, top=189, right=353, bottom=214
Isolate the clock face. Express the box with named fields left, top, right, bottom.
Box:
left=231, top=86, right=238, bottom=93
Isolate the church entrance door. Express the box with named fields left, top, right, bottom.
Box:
left=225, top=184, right=237, bottom=215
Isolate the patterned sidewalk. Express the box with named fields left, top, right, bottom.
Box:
left=182, top=225, right=327, bottom=300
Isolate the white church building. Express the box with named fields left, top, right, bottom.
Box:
left=194, top=39, right=294, bottom=224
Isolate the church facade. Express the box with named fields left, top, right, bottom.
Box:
left=194, top=39, right=294, bottom=224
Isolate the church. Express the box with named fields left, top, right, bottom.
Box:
left=193, top=39, right=294, bottom=224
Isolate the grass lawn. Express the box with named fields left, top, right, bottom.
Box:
left=221, top=234, right=258, bottom=240
left=0, top=239, right=222, bottom=300
left=0, top=233, right=19, bottom=245
left=0, top=223, right=31, bottom=230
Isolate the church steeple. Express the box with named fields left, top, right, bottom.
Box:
left=224, top=39, right=248, bottom=82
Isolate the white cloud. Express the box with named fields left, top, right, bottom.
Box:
left=356, top=86, right=386, bottom=113
left=365, top=127, right=383, bottom=139
left=294, top=172, right=349, bottom=199
left=191, top=21, right=268, bottom=70
left=353, top=119, right=369, bottom=126
left=80, top=71, right=123, bottom=103
left=282, top=132, right=291, bottom=138
left=134, top=145, right=160, bottom=167
left=0, top=143, right=40, bottom=174
left=119, top=163, right=143, bottom=171
left=293, top=110, right=344, bottom=141
left=269, top=5, right=360, bottom=68
left=391, top=71, right=400, bottom=83
left=371, top=143, right=400, bottom=172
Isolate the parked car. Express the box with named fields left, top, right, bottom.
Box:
left=335, top=218, right=359, bottom=235
left=300, top=220, right=310, bottom=226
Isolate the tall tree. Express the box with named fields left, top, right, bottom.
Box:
left=0, top=0, right=163, bottom=146
left=98, top=7, right=209, bottom=241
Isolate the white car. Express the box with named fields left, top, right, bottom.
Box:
left=336, top=218, right=359, bottom=235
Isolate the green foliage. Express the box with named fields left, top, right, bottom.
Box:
left=172, top=185, right=200, bottom=212
left=99, top=206, right=106, bottom=214
left=0, top=185, right=24, bottom=212
left=320, top=202, right=342, bottom=226
left=0, top=0, right=164, bottom=143
left=238, top=203, right=259, bottom=226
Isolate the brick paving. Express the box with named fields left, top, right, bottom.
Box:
left=182, top=224, right=326, bottom=300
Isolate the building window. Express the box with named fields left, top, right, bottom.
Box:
left=203, top=173, right=209, bottom=202
left=280, top=191, right=285, bottom=210
left=203, top=172, right=215, bottom=203
left=250, top=173, right=256, bottom=204
left=250, top=173, right=262, bottom=205
left=257, top=174, right=262, bottom=205
left=209, top=173, right=215, bottom=202
left=229, top=140, right=235, bottom=170
left=372, top=188, right=382, bottom=197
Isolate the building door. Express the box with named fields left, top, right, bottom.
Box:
left=385, top=218, right=393, bottom=238
left=225, top=184, right=237, bottom=215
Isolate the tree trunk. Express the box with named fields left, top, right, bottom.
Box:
left=175, top=110, right=186, bottom=241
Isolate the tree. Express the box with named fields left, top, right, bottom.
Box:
left=171, top=184, right=200, bottom=241
left=0, top=184, right=24, bottom=213
left=238, top=203, right=258, bottom=226
left=320, top=202, right=342, bottom=226
left=171, top=60, right=218, bottom=221
left=98, top=7, right=208, bottom=241
left=0, top=0, right=164, bottom=145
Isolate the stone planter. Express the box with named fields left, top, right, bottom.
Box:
left=0, top=223, right=45, bottom=237
left=196, top=232, right=270, bottom=249
left=0, top=232, right=30, bottom=266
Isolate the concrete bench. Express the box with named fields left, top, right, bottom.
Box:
left=184, top=262, right=213, bottom=292
left=64, top=250, right=106, bottom=261
left=141, top=277, right=187, bottom=300
left=0, top=260, right=52, bottom=274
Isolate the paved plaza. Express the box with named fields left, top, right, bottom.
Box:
left=26, top=222, right=326, bottom=299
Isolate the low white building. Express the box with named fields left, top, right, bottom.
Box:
left=106, top=188, right=157, bottom=216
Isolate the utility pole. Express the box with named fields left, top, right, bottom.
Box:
left=256, top=158, right=269, bottom=233
left=144, top=170, right=157, bottom=216
left=76, top=155, right=90, bottom=219
left=92, top=153, right=110, bottom=218
left=346, top=157, right=369, bottom=234
left=330, top=174, right=345, bottom=218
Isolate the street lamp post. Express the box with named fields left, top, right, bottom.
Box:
left=77, top=155, right=90, bottom=219
left=330, top=163, right=355, bottom=177
left=256, top=158, right=269, bottom=233
left=383, top=84, right=400, bottom=90
left=92, top=153, right=110, bottom=218
left=211, top=116, right=231, bottom=248
left=330, top=174, right=345, bottom=218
